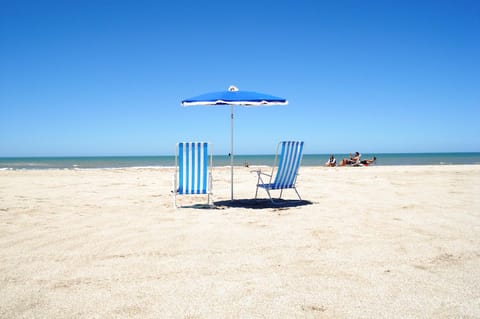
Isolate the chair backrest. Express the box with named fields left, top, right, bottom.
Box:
left=176, top=142, right=211, bottom=194
left=271, top=141, right=304, bottom=189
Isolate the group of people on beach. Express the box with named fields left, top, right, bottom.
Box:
left=325, top=152, right=377, bottom=167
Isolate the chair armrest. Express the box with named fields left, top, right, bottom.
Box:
left=250, top=169, right=271, bottom=177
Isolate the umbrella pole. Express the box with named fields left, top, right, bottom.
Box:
left=230, top=105, right=234, bottom=201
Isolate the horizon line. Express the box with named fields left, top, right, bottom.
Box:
left=1, top=151, right=480, bottom=158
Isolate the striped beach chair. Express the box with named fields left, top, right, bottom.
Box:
left=255, top=141, right=305, bottom=203
left=173, top=142, right=213, bottom=208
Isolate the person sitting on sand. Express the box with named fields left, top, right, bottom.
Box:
left=325, top=155, right=337, bottom=167
left=340, top=152, right=361, bottom=166
left=360, top=156, right=377, bottom=166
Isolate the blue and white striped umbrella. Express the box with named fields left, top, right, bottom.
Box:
left=182, top=86, right=288, bottom=200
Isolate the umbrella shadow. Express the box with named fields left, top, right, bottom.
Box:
left=213, top=198, right=313, bottom=210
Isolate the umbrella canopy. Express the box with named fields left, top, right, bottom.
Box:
left=181, top=86, right=288, bottom=200
left=182, top=87, right=288, bottom=106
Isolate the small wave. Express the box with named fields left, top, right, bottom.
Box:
left=439, top=162, right=453, bottom=165
left=1, top=162, right=51, bottom=167
left=72, top=165, right=174, bottom=171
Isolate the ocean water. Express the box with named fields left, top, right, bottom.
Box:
left=0, top=153, right=479, bottom=170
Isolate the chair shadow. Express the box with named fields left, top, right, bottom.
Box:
left=177, top=203, right=217, bottom=210
left=213, top=198, right=313, bottom=209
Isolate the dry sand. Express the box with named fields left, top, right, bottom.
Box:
left=0, top=165, right=479, bottom=318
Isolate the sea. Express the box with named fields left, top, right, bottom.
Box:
left=1, top=153, right=479, bottom=170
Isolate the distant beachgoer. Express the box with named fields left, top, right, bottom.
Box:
left=360, top=156, right=377, bottom=166
left=325, top=155, right=336, bottom=167
left=340, top=152, right=361, bottom=166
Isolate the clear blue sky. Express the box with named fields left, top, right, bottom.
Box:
left=1, top=0, right=479, bottom=156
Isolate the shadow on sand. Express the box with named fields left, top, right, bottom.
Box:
left=213, top=198, right=313, bottom=210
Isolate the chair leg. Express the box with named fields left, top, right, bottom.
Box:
left=255, top=173, right=262, bottom=199
left=294, top=187, right=302, bottom=200
left=207, top=172, right=212, bottom=207
left=173, top=174, right=178, bottom=209
left=267, top=188, right=302, bottom=205
left=173, top=192, right=179, bottom=209
left=265, top=188, right=274, bottom=203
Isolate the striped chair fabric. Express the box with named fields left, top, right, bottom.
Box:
left=270, top=141, right=304, bottom=189
left=174, top=142, right=212, bottom=207
left=256, top=141, right=304, bottom=202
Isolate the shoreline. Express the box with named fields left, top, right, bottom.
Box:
left=1, top=163, right=480, bottom=172
left=1, top=153, right=480, bottom=170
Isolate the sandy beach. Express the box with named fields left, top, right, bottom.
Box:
left=0, top=165, right=479, bottom=318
